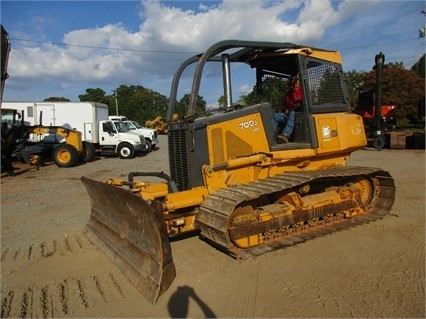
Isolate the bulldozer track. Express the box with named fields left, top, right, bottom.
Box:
left=197, top=166, right=395, bottom=258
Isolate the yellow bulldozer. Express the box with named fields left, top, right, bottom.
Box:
left=81, top=40, right=396, bottom=304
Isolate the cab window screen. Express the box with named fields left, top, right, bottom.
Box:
left=306, top=61, right=345, bottom=107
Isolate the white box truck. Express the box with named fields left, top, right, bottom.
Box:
left=108, top=115, right=159, bottom=151
left=1, top=101, right=148, bottom=159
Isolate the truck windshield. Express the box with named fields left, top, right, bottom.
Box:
left=113, top=121, right=131, bottom=133
left=131, top=121, right=143, bottom=129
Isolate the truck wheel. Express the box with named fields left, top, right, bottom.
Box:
left=146, top=140, right=152, bottom=152
left=118, top=142, right=135, bottom=159
left=82, top=141, right=96, bottom=162
left=53, top=144, right=79, bottom=167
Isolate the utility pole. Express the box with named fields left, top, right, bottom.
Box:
left=373, top=52, right=385, bottom=150
left=113, top=90, right=119, bottom=116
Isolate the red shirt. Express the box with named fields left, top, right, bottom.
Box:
left=282, top=83, right=302, bottom=111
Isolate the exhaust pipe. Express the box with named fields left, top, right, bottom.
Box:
left=222, top=53, right=233, bottom=109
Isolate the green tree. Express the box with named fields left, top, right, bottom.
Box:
left=110, top=85, right=168, bottom=124
left=259, top=77, right=287, bottom=110
left=359, top=66, right=424, bottom=126
left=43, top=97, right=71, bottom=102
left=386, top=61, right=405, bottom=70
left=232, top=77, right=288, bottom=110
left=411, top=54, right=425, bottom=78
left=178, top=94, right=207, bottom=118
left=217, top=95, right=225, bottom=107
left=112, top=85, right=144, bottom=118
left=217, top=94, right=248, bottom=108
left=78, top=88, right=108, bottom=104
left=344, top=70, right=366, bottom=108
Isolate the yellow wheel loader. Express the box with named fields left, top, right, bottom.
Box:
left=1, top=109, right=92, bottom=171
left=81, top=40, right=396, bottom=304
left=23, top=125, right=88, bottom=167
left=145, top=113, right=179, bottom=134
left=145, top=116, right=167, bottom=134
left=1, top=26, right=94, bottom=174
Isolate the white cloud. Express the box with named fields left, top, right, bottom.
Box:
left=4, top=0, right=424, bottom=103
left=238, top=84, right=252, bottom=96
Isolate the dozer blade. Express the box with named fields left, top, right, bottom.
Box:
left=81, top=176, right=176, bottom=304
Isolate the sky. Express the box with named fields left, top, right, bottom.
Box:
left=1, top=0, right=425, bottom=108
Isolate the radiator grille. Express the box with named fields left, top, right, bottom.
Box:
left=168, top=126, right=190, bottom=191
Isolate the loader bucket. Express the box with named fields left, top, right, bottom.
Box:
left=81, top=176, right=176, bottom=304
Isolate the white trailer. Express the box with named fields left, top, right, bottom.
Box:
left=1, top=101, right=148, bottom=159
left=1, top=101, right=108, bottom=141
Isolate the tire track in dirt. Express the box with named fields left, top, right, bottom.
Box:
left=230, top=260, right=261, bottom=318
left=1, top=234, right=132, bottom=318
left=1, top=234, right=89, bottom=263
left=1, top=272, right=128, bottom=318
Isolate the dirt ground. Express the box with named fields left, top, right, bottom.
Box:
left=1, top=134, right=425, bottom=318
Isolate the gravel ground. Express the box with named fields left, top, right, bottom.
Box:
left=1, top=135, right=425, bottom=318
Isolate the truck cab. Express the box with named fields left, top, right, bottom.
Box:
left=108, top=116, right=158, bottom=151
left=124, top=120, right=158, bottom=151
left=99, top=120, right=148, bottom=159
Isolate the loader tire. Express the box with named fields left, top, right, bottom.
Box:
left=118, top=142, right=135, bottom=159
left=53, top=144, right=79, bottom=167
left=82, top=141, right=96, bottom=162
